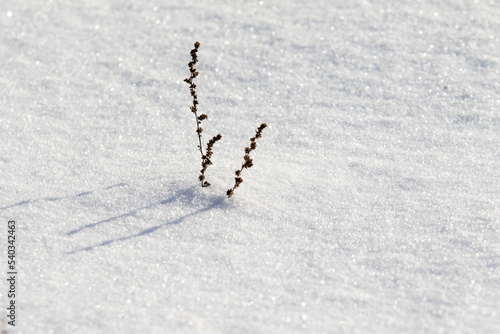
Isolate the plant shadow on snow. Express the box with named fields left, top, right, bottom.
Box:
left=0, top=182, right=128, bottom=211
left=65, top=186, right=227, bottom=254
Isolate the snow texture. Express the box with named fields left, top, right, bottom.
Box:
left=1, top=0, right=499, bottom=333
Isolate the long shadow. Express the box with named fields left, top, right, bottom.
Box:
left=66, top=196, right=225, bottom=254
left=0, top=182, right=128, bottom=211
left=64, top=186, right=196, bottom=236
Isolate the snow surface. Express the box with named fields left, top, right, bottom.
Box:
left=1, top=0, right=500, bottom=333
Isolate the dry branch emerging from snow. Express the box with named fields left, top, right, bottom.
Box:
left=227, top=123, right=267, bottom=198
left=184, top=41, right=222, bottom=187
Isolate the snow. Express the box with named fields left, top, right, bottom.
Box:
left=1, top=0, right=499, bottom=333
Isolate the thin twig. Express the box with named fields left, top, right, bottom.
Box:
left=227, top=123, right=267, bottom=197
left=184, top=41, right=222, bottom=187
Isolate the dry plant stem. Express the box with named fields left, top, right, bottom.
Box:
left=227, top=123, right=267, bottom=198
left=185, top=42, right=203, bottom=157
left=199, top=134, right=222, bottom=187
left=184, top=41, right=222, bottom=187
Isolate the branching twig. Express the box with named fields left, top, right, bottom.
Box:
left=199, top=133, right=222, bottom=187
left=227, top=123, right=267, bottom=198
left=184, top=41, right=222, bottom=187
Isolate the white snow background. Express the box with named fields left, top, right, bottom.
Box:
left=1, top=0, right=500, bottom=333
